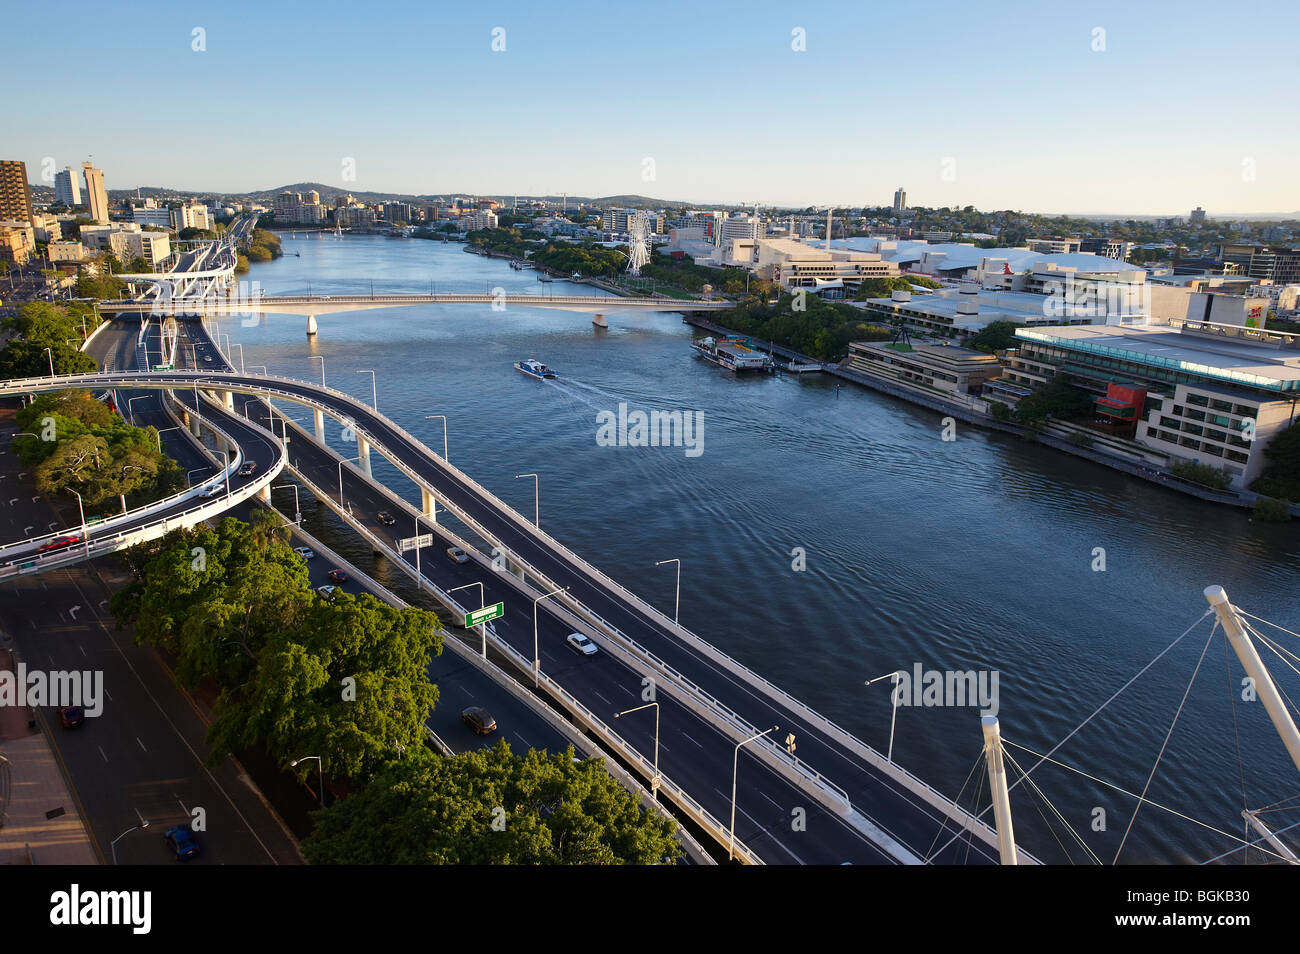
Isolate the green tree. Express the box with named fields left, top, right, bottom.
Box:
left=302, top=742, right=681, bottom=865
left=1013, top=377, right=1094, bottom=425
left=1249, top=420, right=1300, bottom=500
left=967, top=320, right=1023, bottom=354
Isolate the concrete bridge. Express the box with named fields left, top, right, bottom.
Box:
left=97, top=291, right=736, bottom=330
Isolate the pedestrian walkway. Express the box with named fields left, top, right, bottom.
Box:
left=0, top=646, right=98, bottom=864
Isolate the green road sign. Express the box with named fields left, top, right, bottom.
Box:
left=465, top=602, right=504, bottom=628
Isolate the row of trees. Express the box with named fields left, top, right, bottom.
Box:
left=852, top=275, right=941, bottom=301
left=0, top=301, right=102, bottom=378
left=1250, top=420, right=1300, bottom=503
left=111, top=513, right=680, bottom=863
left=15, top=389, right=185, bottom=514
left=719, top=293, right=895, bottom=361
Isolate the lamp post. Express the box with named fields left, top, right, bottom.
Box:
left=272, top=483, right=301, bottom=524
left=64, top=487, right=89, bottom=559
left=44, top=346, right=54, bottom=377
left=290, top=755, right=325, bottom=808
left=155, top=425, right=182, bottom=453
left=310, top=355, right=325, bottom=388
left=865, top=671, right=906, bottom=764
left=614, top=703, right=661, bottom=800
left=730, top=725, right=778, bottom=862
left=110, top=820, right=150, bottom=865
left=357, top=369, right=376, bottom=410
left=515, top=473, right=539, bottom=527
left=655, top=558, right=680, bottom=624
left=126, top=395, right=152, bottom=425
left=248, top=365, right=267, bottom=375
left=426, top=414, right=448, bottom=461
left=532, top=586, right=568, bottom=687
left=449, top=582, right=488, bottom=658
left=337, top=454, right=362, bottom=506
left=231, top=342, right=245, bottom=375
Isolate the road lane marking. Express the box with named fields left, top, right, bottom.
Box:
left=98, top=746, right=108, bottom=763
left=683, top=731, right=704, bottom=748
left=136, top=737, right=148, bottom=752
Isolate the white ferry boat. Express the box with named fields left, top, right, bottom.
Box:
left=692, top=335, right=775, bottom=373
left=515, top=358, right=557, bottom=379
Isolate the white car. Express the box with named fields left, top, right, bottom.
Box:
left=446, top=546, right=469, bottom=564
left=293, top=546, right=315, bottom=560
left=566, top=633, right=598, bottom=656
left=316, top=584, right=337, bottom=600
left=199, top=484, right=222, bottom=498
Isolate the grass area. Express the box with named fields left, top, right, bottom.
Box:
left=885, top=342, right=915, bottom=353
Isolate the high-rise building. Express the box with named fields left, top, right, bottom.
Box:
left=0, top=160, right=35, bottom=227
left=1190, top=207, right=1207, bottom=226
left=893, top=186, right=907, bottom=214
left=81, top=162, right=109, bottom=224
left=719, top=213, right=763, bottom=246
left=54, top=166, right=82, bottom=208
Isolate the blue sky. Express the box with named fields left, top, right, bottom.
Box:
left=7, top=0, right=1298, bottom=214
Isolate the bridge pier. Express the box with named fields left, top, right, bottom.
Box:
left=184, top=409, right=201, bottom=438
left=357, top=435, right=372, bottom=477
left=223, top=391, right=234, bottom=412
left=592, top=313, right=607, bottom=328
left=306, top=314, right=317, bottom=337
left=313, top=408, right=325, bottom=443
left=257, top=485, right=271, bottom=504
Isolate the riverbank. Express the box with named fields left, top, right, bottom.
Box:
left=684, top=315, right=1286, bottom=514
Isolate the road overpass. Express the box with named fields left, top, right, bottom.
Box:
left=0, top=361, right=1036, bottom=865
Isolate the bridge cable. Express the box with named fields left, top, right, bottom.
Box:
left=1002, top=747, right=1101, bottom=865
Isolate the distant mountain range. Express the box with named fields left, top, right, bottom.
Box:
left=95, top=182, right=1299, bottom=220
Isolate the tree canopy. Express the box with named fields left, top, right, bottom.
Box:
left=111, top=512, right=442, bottom=783
left=1013, top=376, right=1094, bottom=425
left=967, top=320, right=1024, bottom=354
left=1250, top=419, right=1300, bottom=502
left=302, top=742, right=682, bottom=865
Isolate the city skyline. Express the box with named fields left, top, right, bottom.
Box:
left=6, top=0, right=1299, bottom=215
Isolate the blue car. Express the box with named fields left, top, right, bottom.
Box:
left=164, top=824, right=201, bottom=861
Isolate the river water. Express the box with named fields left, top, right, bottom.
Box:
left=223, top=233, right=1300, bottom=864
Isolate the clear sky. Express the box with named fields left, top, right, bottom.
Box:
left=7, top=0, right=1298, bottom=214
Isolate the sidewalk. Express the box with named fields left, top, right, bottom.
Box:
left=0, top=645, right=98, bottom=864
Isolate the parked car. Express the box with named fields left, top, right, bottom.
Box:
left=461, top=706, right=497, bottom=735
left=38, top=535, right=81, bottom=554
left=446, top=546, right=469, bottom=564
left=237, top=461, right=257, bottom=477
left=293, top=546, right=315, bottom=560
left=316, top=584, right=337, bottom=600
left=164, top=824, right=201, bottom=861
left=59, top=705, right=85, bottom=729
left=327, top=569, right=349, bottom=583
left=566, top=633, right=598, bottom=656
left=376, top=511, right=395, bottom=526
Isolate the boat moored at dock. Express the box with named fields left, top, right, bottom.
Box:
left=692, top=335, right=775, bottom=373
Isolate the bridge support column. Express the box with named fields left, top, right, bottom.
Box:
left=592, top=313, right=607, bottom=328
left=421, top=487, right=437, bottom=523
left=306, top=314, right=318, bottom=337
left=223, top=391, right=234, bottom=412
left=185, top=409, right=201, bottom=438
left=313, top=408, right=325, bottom=442
left=257, top=484, right=271, bottom=504
left=357, top=435, right=371, bottom=477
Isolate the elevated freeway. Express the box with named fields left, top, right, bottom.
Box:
left=0, top=359, right=1035, bottom=865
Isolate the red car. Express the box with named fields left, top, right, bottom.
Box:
left=38, top=534, right=81, bottom=554
left=59, top=706, right=85, bottom=729
left=328, top=569, right=349, bottom=583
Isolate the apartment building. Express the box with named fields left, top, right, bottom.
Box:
left=81, top=163, right=109, bottom=224
left=0, top=160, right=35, bottom=227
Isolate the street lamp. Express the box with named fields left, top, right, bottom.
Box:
left=865, top=671, right=906, bottom=764
left=426, top=414, right=448, bottom=461
left=248, top=365, right=267, bottom=375
left=43, top=346, right=55, bottom=377
left=449, top=582, right=488, bottom=658
left=155, top=425, right=182, bottom=452
left=532, top=586, right=568, bottom=688
left=337, top=454, right=362, bottom=506
left=290, top=755, right=325, bottom=808
left=64, top=487, right=89, bottom=559
left=110, top=820, right=150, bottom=865
left=655, top=558, right=680, bottom=624
left=231, top=342, right=245, bottom=375
left=614, top=703, right=661, bottom=800
left=310, top=355, right=325, bottom=387
left=357, top=369, right=376, bottom=410
left=730, top=725, right=779, bottom=862
left=515, top=473, right=539, bottom=527
left=126, top=395, right=152, bottom=425
left=272, top=483, right=301, bottom=524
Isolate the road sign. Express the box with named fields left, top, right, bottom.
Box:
left=397, top=533, right=434, bottom=553
left=465, top=602, right=504, bottom=628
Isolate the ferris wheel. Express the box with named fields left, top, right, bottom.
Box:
left=626, top=211, right=651, bottom=275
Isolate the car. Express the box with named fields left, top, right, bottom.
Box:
left=316, top=584, right=337, bottom=600
left=376, top=511, right=395, bottom=526
left=38, top=534, right=81, bottom=554
left=237, top=462, right=256, bottom=477
left=446, top=546, right=468, bottom=564
left=164, top=824, right=201, bottom=861
left=58, top=705, right=85, bottom=729
left=199, top=483, right=222, bottom=498
left=461, top=706, right=497, bottom=735
left=203, top=354, right=213, bottom=363
left=327, top=569, right=349, bottom=583
left=566, top=633, right=598, bottom=656
left=293, top=546, right=315, bottom=560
